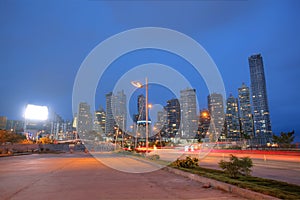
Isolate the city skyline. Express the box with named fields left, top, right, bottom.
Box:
left=76, top=80, right=267, bottom=145
left=0, top=1, right=299, bottom=141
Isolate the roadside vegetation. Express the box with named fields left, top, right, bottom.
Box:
left=219, top=154, right=253, bottom=178
left=0, top=129, right=26, bottom=144
left=170, top=156, right=300, bottom=199
left=272, top=130, right=296, bottom=148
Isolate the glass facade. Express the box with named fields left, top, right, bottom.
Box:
left=113, top=90, right=127, bottom=132
left=94, top=106, right=106, bottom=136
left=77, top=102, right=92, bottom=138
left=238, top=83, right=254, bottom=138
left=165, top=98, right=180, bottom=137
left=248, top=54, right=272, bottom=145
left=208, top=93, right=225, bottom=141
left=105, top=92, right=115, bottom=136
left=225, top=94, right=241, bottom=141
left=180, top=88, right=198, bottom=138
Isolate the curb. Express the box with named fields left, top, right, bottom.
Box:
left=164, top=167, right=279, bottom=200
left=0, top=152, right=32, bottom=157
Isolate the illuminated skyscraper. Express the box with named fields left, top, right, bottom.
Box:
left=248, top=54, right=272, bottom=145
left=180, top=88, right=198, bottom=138
left=165, top=98, right=180, bottom=136
left=105, top=92, right=115, bottom=136
left=94, top=106, right=106, bottom=135
left=77, top=102, right=92, bottom=138
left=198, top=109, right=211, bottom=139
left=135, top=94, right=151, bottom=144
left=156, top=110, right=167, bottom=127
left=137, top=94, right=146, bottom=123
left=225, top=94, right=240, bottom=141
left=208, top=93, right=225, bottom=141
left=113, top=90, right=127, bottom=132
left=105, top=91, right=126, bottom=136
left=50, top=112, right=63, bottom=140
left=153, top=110, right=167, bottom=138
left=238, top=83, right=254, bottom=138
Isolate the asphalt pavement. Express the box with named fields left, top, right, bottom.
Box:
left=0, top=153, right=246, bottom=200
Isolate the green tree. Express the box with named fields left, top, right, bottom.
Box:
left=272, top=130, right=295, bottom=148
left=219, top=154, right=253, bottom=178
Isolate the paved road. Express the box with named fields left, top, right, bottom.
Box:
left=0, top=153, right=246, bottom=200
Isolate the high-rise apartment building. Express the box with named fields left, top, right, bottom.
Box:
left=105, top=92, right=115, bottom=136
left=135, top=94, right=151, bottom=144
left=225, top=94, right=241, bottom=141
left=153, top=110, right=167, bottom=137
left=77, top=102, right=92, bottom=138
left=238, top=83, right=254, bottom=138
left=165, top=98, right=180, bottom=137
left=156, top=111, right=167, bottom=126
left=208, top=93, right=225, bottom=141
left=105, top=91, right=127, bottom=138
left=94, top=106, right=106, bottom=135
left=180, top=88, right=198, bottom=138
left=113, top=90, right=127, bottom=132
left=198, top=109, right=211, bottom=138
left=50, top=112, right=63, bottom=140
left=137, top=94, right=146, bottom=123
left=62, top=120, right=74, bottom=140
left=248, top=54, right=272, bottom=145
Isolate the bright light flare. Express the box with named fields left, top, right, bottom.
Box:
left=24, top=104, right=49, bottom=120
left=201, top=111, right=209, bottom=118
left=131, top=81, right=143, bottom=88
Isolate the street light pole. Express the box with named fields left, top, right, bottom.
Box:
left=135, top=125, right=138, bottom=149
left=145, top=77, right=149, bottom=153
left=121, top=116, right=125, bottom=149
left=131, top=78, right=149, bottom=153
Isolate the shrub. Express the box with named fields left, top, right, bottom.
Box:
left=0, top=130, right=26, bottom=144
left=219, top=154, right=253, bottom=178
left=20, top=139, right=34, bottom=144
left=38, top=137, right=52, bottom=144
left=173, top=156, right=199, bottom=168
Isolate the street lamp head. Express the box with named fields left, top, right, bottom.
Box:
left=131, top=81, right=143, bottom=88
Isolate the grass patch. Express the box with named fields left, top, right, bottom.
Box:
left=170, top=165, right=300, bottom=199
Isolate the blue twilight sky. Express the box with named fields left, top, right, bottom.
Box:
left=0, top=0, right=300, bottom=141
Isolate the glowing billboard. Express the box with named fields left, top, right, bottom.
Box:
left=24, top=104, right=49, bottom=121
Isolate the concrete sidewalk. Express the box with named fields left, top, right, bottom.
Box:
left=0, top=153, right=246, bottom=200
